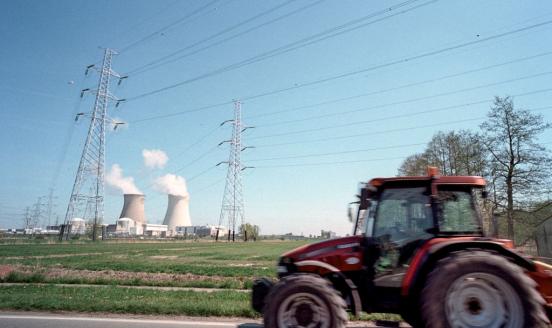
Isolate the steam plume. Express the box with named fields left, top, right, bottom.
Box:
left=142, top=149, right=168, bottom=169
left=153, top=174, right=188, bottom=197
left=106, top=164, right=141, bottom=194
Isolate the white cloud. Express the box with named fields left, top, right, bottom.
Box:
left=142, top=149, right=168, bottom=169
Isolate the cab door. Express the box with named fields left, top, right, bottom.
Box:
left=369, top=184, right=434, bottom=310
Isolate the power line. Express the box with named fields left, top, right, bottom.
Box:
left=127, top=0, right=303, bottom=75
left=251, top=105, right=552, bottom=148
left=256, top=117, right=484, bottom=148
left=192, top=177, right=226, bottom=194
left=255, top=156, right=408, bottom=168
left=130, top=100, right=233, bottom=123
left=253, top=71, right=552, bottom=128
left=245, top=51, right=552, bottom=120
left=249, top=89, right=552, bottom=140
left=102, top=0, right=181, bottom=47
left=253, top=140, right=552, bottom=169
left=129, top=0, right=325, bottom=76
left=127, top=17, right=552, bottom=122
left=248, top=142, right=427, bottom=162
left=238, top=19, right=552, bottom=103
left=166, top=126, right=222, bottom=167
left=118, top=0, right=221, bottom=53
left=188, top=165, right=218, bottom=182
left=174, top=145, right=221, bottom=174
left=129, top=50, right=552, bottom=124
left=125, top=0, right=432, bottom=101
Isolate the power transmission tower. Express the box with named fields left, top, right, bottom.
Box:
left=45, top=188, right=57, bottom=228
left=63, top=48, right=125, bottom=241
left=217, top=101, right=254, bottom=242
left=22, top=206, right=32, bottom=232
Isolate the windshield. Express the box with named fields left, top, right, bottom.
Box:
left=373, top=187, right=433, bottom=242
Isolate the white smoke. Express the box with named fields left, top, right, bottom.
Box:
left=105, top=164, right=142, bottom=194
left=153, top=174, right=189, bottom=197
left=142, top=149, right=168, bottom=169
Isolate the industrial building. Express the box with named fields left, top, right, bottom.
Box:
left=175, top=225, right=226, bottom=238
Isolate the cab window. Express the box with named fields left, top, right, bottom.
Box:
left=437, top=187, right=481, bottom=234
left=373, top=187, right=433, bottom=242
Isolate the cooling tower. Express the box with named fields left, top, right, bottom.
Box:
left=163, top=194, right=191, bottom=233
left=119, top=194, right=146, bottom=224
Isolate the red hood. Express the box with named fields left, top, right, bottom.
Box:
left=282, top=235, right=363, bottom=261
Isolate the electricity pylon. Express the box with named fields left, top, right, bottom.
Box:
left=217, top=101, right=254, bottom=242
left=63, top=48, right=125, bottom=241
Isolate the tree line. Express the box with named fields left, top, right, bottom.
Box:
left=398, top=96, right=551, bottom=244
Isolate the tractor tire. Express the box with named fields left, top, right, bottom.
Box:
left=263, top=274, right=348, bottom=328
left=420, top=250, right=549, bottom=328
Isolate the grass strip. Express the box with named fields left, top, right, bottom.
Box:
left=0, top=285, right=257, bottom=317
left=0, top=284, right=401, bottom=322
left=1, top=270, right=252, bottom=289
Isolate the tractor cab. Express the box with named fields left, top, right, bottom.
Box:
left=351, top=167, right=487, bottom=240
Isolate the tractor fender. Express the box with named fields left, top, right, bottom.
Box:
left=402, top=240, right=535, bottom=299
left=399, top=239, right=536, bottom=324
left=295, top=260, right=362, bottom=317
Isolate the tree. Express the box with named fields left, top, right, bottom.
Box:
left=480, top=96, right=551, bottom=241
left=398, top=130, right=487, bottom=177
left=239, top=223, right=260, bottom=241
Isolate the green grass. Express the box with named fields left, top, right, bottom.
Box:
left=0, top=285, right=257, bottom=317
left=0, top=284, right=401, bottom=321
left=0, top=240, right=402, bottom=321
left=0, top=241, right=307, bottom=277
left=0, top=270, right=251, bottom=289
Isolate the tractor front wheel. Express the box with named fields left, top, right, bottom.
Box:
left=421, top=250, right=549, bottom=328
left=263, top=274, right=347, bottom=328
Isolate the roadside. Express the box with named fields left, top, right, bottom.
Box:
left=0, top=284, right=403, bottom=323
left=0, top=311, right=410, bottom=327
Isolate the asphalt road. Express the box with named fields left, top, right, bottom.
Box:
left=0, top=313, right=389, bottom=328
left=0, top=314, right=259, bottom=328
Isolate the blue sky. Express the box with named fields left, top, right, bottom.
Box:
left=1, top=0, right=551, bottom=236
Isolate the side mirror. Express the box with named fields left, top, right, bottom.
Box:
left=359, top=188, right=369, bottom=209
left=348, top=206, right=354, bottom=222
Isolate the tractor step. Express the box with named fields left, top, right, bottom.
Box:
left=374, top=320, right=401, bottom=327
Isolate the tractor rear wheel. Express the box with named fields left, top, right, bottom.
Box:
left=421, top=250, right=549, bottom=328
left=263, top=274, right=347, bottom=328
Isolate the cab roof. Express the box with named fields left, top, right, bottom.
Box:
left=368, top=175, right=486, bottom=188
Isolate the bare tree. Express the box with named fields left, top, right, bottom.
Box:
left=480, top=96, right=551, bottom=241
left=398, top=130, right=487, bottom=176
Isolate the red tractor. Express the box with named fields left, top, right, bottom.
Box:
left=252, top=169, right=552, bottom=327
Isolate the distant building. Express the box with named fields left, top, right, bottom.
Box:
left=321, top=230, right=337, bottom=239
left=70, top=218, right=86, bottom=235
left=116, top=218, right=143, bottom=235
left=144, top=224, right=168, bottom=237
left=176, top=225, right=226, bottom=238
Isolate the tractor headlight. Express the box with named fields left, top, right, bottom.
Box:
left=280, top=256, right=292, bottom=264
left=277, top=265, right=288, bottom=274
left=277, top=257, right=294, bottom=277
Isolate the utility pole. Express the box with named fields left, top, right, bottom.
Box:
left=63, top=48, right=125, bottom=241
left=217, top=101, right=254, bottom=242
